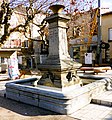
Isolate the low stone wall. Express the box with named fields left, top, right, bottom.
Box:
left=5, top=77, right=112, bottom=115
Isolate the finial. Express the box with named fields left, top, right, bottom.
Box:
left=49, top=4, right=65, bottom=14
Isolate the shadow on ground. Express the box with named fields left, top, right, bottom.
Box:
left=0, top=96, right=58, bottom=116
left=0, top=96, right=78, bottom=120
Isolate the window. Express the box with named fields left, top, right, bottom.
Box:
left=108, top=28, right=112, bottom=41
left=25, top=40, right=29, bottom=48
left=22, top=40, right=28, bottom=48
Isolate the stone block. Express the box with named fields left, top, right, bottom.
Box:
left=19, top=91, right=38, bottom=99
left=6, top=88, right=19, bottom=94
left=19, top=94, right=39, bottom=106
left=101, top=101, right=112, bottom=106
left=39, top=99, right=66, bottom=114
left=6, top=91, right=19, bottom=101
left=39, top=95, right=70, bottom=105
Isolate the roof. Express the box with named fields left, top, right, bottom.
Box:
left=101, top=11, right=112, bottom=16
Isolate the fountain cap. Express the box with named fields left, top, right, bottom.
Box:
left=49, top=4, right=65, bottom=14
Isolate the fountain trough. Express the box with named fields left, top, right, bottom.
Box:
left=5, top=77, right=112, bottom=114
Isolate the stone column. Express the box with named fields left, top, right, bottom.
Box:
left=38, top=5, right=82, bottom=89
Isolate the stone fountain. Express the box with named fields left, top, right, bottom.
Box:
left=5, top=5, right=111, bottom=115
left=37, top=4, right=82, bottom=89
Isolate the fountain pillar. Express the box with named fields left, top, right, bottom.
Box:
left=38, top=5, right=82, bottom=89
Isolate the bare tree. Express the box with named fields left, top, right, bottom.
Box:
left=66, top=0, right=98, bottom=44
left=0, top=0, right=59, bottom=46
left=0, top=0, right=97, bottom=47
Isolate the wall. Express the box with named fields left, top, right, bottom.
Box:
left=101, top=13, right=112, bottom=61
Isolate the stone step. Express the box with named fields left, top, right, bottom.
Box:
left=91, top=90, right=112, bottom=107
left=70, top=103, right=112, bottom=120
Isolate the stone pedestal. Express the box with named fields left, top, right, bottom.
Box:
left=38, top=6, right=82, bottom=88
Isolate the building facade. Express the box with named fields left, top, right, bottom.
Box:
left=101, top=11, right=112, bottom=64
left=68, top=8, right=98, bottom=65
left=0, top=4, right=46, bottom=71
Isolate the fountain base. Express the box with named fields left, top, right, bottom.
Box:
left=5, top=77, right=111, bottom=114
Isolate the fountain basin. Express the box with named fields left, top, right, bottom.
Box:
left=5, top=77, right=111, bottom=115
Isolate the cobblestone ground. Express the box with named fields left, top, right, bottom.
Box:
left=0, top=96, right=78, bottom=120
